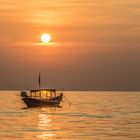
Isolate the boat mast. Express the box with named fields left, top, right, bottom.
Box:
left=39, top=72, right=41, bottom=90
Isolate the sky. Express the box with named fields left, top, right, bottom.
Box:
left=0, top=0, right=140, bottom=90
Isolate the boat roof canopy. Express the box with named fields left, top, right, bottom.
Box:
left=30, top=89, right=56, bottom=92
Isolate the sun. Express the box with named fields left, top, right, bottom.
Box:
left=41, top=33, right=51, bottom=43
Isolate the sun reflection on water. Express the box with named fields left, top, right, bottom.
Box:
left=37, top=109, right=55, bottom=140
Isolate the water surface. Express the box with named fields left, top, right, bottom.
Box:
left=0, top=91, right=140, bottom=140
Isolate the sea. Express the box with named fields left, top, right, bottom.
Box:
left=0, top=91, right=139, bottom=140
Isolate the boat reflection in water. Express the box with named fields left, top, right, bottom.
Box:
left=37, top=109, right=55, bottom=140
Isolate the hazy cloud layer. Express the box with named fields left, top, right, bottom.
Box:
left=0, top=0, right=140, bottom=90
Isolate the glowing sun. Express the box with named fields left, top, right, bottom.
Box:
left=41, top=33, right=51, bottom=43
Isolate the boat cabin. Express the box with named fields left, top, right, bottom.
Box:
left=21, top=89, right=57, bottom=100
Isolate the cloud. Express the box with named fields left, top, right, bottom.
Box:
left=134, top=8, right=140, bottom=15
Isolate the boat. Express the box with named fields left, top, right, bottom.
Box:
left=21, top=89, right=63, bottom=107
left=21, top=73, right=63, bottom=107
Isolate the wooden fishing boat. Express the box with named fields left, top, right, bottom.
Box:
left=21, top=73, right=63, bottom=107
left=21, top=89, right=63, bottom=107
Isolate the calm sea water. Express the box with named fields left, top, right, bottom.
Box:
left=0, top=91, right=139, bottom=140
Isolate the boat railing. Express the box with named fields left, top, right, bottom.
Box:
left=21, top=90, right=62, bottom=100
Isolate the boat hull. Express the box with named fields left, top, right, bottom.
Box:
left=22, top=97, right=61, bottom=107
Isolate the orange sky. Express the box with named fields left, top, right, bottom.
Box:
left=0, top=0, right=140, bottom=90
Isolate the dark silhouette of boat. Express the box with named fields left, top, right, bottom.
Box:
left=21, top=73, right=63, bottom=107
left=21, top=89, right=63, bottom=107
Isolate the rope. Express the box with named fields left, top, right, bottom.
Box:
left=63, top=95, right=71, bottom=106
